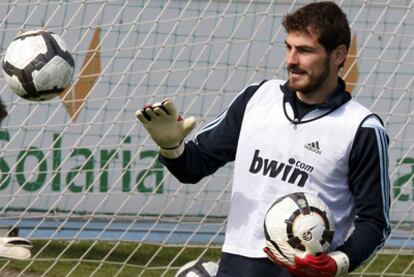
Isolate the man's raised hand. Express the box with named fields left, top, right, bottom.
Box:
left=136, top=99, right=196, bottom=158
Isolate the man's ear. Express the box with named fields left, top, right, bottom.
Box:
left=333, top=44, right=348, bottom=68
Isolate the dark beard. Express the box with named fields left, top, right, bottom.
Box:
left=287, top=60, right=331, bottom=94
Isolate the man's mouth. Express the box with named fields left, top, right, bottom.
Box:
left=289, top=69, right=306, bottom=75
left=289, top=72, right=307, bottom=80
left=288, top=65, right=307, bottom=76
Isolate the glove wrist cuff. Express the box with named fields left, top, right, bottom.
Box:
left=329, top=251, right=349, bottom=277
left=159, top=142, right=185, bottom=159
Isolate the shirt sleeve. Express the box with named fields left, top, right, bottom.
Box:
left=337, top=115, right=391, bottom=272
left=158, top=81, right=265, bottom=184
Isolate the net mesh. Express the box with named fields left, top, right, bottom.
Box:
left=0, top=0, right=412, bottom=276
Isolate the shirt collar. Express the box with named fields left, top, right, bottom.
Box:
left=280, top=77, right=351, bottom=110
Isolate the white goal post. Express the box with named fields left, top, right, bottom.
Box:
left=0, top=0, right=413, bottom=276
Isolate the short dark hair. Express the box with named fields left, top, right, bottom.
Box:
left=0, top=97, right=7, bottom=125
left=282, top=1, right=351, bottom=53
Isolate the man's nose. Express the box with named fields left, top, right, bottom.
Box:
left=286, top=50, right=299, bottom=65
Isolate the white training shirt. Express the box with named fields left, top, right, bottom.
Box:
left=221, top=79, right=376, bottom=258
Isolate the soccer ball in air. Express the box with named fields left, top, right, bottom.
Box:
left=175, top=260, right=218, bottom=277
left=2, top=29, right=74, bottom=101
left=264, top=192, right=335, bottom=264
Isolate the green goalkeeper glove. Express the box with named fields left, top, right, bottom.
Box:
left=136, top=99, right=196, bottom=158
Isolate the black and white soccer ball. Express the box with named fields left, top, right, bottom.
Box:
left=2, top=29, right=74, bottom=101
left=175, top=260, right=218, bottom=277
left=264, top=192, right=335, bottom=264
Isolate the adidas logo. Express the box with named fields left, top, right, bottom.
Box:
left=304, top=141, right=322, bottom=155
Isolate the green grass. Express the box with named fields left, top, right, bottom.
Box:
left=0, top=240, right=413, bottom=276
left=350, top=251, right=414, bottom=276
left=0, top=240, right=221, bottom=277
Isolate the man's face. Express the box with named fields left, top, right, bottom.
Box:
left=285, top=30, right=333, bottom=94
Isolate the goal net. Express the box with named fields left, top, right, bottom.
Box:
left=0, top=0, right=412, bottom=276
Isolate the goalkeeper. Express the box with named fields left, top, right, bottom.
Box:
left=136, top=1, right=390, bottom=277
left=0, top=99, right=32, bottom=260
